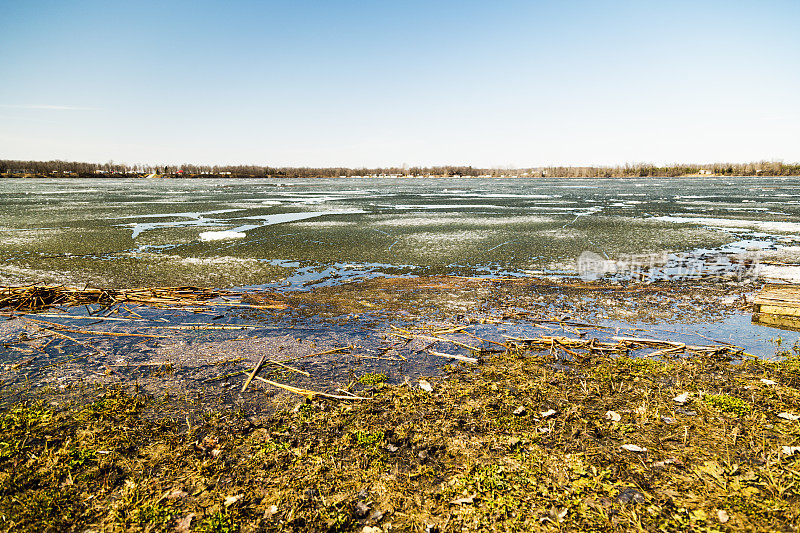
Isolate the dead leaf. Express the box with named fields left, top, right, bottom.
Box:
left=778, top=412, right=800, bottom=421
left=760, top=378, right=778, bottom=386
left=540, top=409, right=557, bottom=418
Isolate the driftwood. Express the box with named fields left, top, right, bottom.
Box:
left=0, top=284, right=288, bottom=312
left=503, top=334, right=749, bottom=358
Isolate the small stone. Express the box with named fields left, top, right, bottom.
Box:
left=621, top=444, right=647, bottom=453
left=362, top=527, right=382, bottom=533
left=717, top=509, right=729, bottom=523
left=386, top=444, right=399, bottom=453
left=661, top=416, right=676, bottom=424
left=605, top=410, right=621, bottom=422
left=760, top=378, right=778, bottom=386
left=513, top=406, right=527, bottom=416
left=778, top=412, right=800, bottom=421
left=653, top=458, right=677, bottom=469
left=450, top=494, right=475, bottom=505
left=673, top=392, right=690, bottom=404
left=418, top=380, right=433, bottom=393
left=167, top=489, right=188, bottom=500
left=540, top=409, right=557, bottom=418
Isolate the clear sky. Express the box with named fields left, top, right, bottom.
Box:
left=1, top=0, right=798, bottom=167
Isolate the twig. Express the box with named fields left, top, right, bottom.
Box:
left=280, top=346, right=351, bottom=362
left=204, top=369, right=248, bottom=383
left=241, top=353, right=268, bottom=393
left=24, top=318, right=169, bottom=338
left=428, top=350, right=479, bottom=363
left=462, top=331, right=510, bottom=349
left=388, top=331, right=480, bottom=352
left=265, top=359, right=310, bottom=377
left=254, top=376, right=370, bottom=400
left=27, top=323, right=109, bottom=357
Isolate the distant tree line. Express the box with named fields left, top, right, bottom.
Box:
left=1, top=159, right=799, bottom=178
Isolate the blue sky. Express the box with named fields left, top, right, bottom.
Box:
left=1, top=0, right=798, bottom=167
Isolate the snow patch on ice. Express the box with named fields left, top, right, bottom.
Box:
left=199, top=231, right=247, bottom=241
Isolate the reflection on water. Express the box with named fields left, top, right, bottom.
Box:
left=1, top=176, right=800, bottom=288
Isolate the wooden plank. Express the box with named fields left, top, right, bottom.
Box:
left=756, top=305, right=800, bottom=317
left=752, top=313, right=800, bottom=332
left=752, top=284, right=800, bottom=318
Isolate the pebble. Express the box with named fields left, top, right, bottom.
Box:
left=616, top=487, right=645, bottom=505
left=673, top=392, right=690, bottom=404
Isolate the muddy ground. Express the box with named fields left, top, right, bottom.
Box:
left=2, top=276, right=800, bottom=531
left=0, top=276, right=761, bottom=415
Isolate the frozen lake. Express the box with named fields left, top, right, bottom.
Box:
left=2, top=176, right=800, bottom=289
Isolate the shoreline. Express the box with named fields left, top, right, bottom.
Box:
left=1, top=276, right=799, bottom=531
